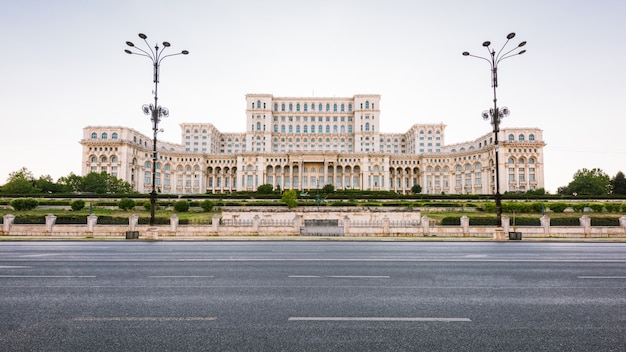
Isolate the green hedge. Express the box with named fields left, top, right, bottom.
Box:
left=440, top=217, right=461, bottom=226
left=469, top=217, right=499, bottom=226
left=590, top=217, right=620, bottom=226
left=550, top=218, right=579, bottom=226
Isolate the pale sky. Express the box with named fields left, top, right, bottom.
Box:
left=1, top=0, right=625, bottom=193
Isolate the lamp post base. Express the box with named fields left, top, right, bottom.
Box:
left=144, top=227, right=159, bottom=240
left=493, top=227, right=506, bottom=241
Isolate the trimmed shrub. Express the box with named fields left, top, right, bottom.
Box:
left=70, top=200, right=85, bottom=211
left=10, top=198, right=39, bottom=211
left=143, top=201, right=152, bottom=211
left=173, top=200, right=190, bottom=212
left=589, top=203, right=605, bottom=213
left=118, top=198, right=136, bottom=211
left=510, top=217, right=541, bottom=226
left=200, top=200, right=215, bottom=212
left=548, top=202, right=568, bottom=213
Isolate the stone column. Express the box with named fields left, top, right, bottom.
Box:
left=170, top=214, right=179, bottom=232
left=343, top=216, right=351, bottom=236
left=383, top=216, right=390, bottom=235
left=540, top=215, right=550, bottom=236
left=580, top=215, right=591, bottom=238
left=421, top=216, right=430, bottom=236
left=293, top=214, right=302, bottom=235
left=129, top=214, right=138, bottom=231
left=460, top=216, right=469, bottom=236
left=45, top=214, right=57, bottom=232
left=87, top=214, right=98, bottom=232
left=212, top=214, right=220, bottom=233
left=3, top=214, right=15, bottom=233
left=252, top=215, right=260, bottom=234
left=501, top=215, right=510, bottom=234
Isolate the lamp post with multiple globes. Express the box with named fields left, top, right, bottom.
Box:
left=124, top=33, right=189, bottom=226
left=462, top=32, right=526, bottom=227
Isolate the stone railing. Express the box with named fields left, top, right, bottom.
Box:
left=2, top=213, right=625, bottom=239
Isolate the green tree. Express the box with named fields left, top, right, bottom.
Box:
left=58, top=172, right=134, bottom=194
left=2, top=167, right=38, bottom=194
left=322, top=184, right=335, bottom=194
left=411, top=184, right=422, bottom=194
left=57, top=173, right=84, bottom=193
left=611, top=171, right=626, bottom=195
left=35, top=175, right=63, bottom=193
left=559, top=168, right=611, bottom=196
left=281, top=189, right=298, bottom=209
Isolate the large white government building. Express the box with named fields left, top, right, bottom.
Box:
left=81, top=94, right=545, bottom=195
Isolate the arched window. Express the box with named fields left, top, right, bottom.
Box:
left=348, top=125, right=353, bottom=133
left=91, top=132, right=97, bottom=139
left=256, top=100, right=261, bottom=108
left=289, top=125, right=293, bottom=133
left=365, top=123, right=370, bottom=131
left=529, top=134, right=535, bottom=141
left=296, top=125, right=301, bottom=133
left=112, top=133, right=118, bottom=140
left=91, top=156, right=97, bottom=162
left=318, top=125, right=323, bottom=133
left=326, top=103, right=330, bottom=112
left=296, top=103, right=300, bottom=112
left=529, top=158, right=535, bottom=164
left=341, top=125, right=345, bottom=133
left=333, top=103, right=338, bottom=112
left=341, top=103, right=345, bottom=112
left=508, top=157, right=515, bottom=164
left=348, top=104, right=352, bottom=112
left=274, top=103, right=278, bottom=111
left=365, top=101, right=370, bottom=109
left=112, top=156, right=118, bottom=162
left=256, top=122, right=261, bottom=131
left=281, top=103, right=285, bottom=112
left=304, top=103, right=308, bottom=112
left=101, top=133, right=108, bottom=140
left=274, top=125, right=278, bottom=132
left=318, top=103, right=322, bottom=111
left=304, top=125, right=308, bottom=133
left=508, top=134, right=514, bottom=141
left=326, top=125, right=330, bottom=133
left=519, top=134, right=525, bottom=141
left=281, top=125, right=285, bottom=133
left=289, top=103, right=293, bottom=111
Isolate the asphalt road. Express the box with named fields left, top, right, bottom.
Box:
left=0, top=241, right=625, bottom=351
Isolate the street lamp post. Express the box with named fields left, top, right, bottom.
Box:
left=463, top=32, right=526, bottom=227
left=125, top=33, right=189, bottom=226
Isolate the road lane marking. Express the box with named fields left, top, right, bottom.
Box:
left=0, top=266, right=31, bottom=269
left=289, top=317, right=471, bottom=322
left=578, top=276, right=626, bottom=279
left=0, top=275, right=95, bottom=278
left=287, top=275, right=387, bottom=278
left=74, top=317, right=216, bottom=322
left=148, top=276, right=214, bottom=278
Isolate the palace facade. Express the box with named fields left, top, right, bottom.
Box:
left=81, top=94, right=545, bottom=194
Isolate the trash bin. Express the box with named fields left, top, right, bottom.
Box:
left=125, top=231, right=139, bottom=239
left=508, top=231, right=522, bottom=240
